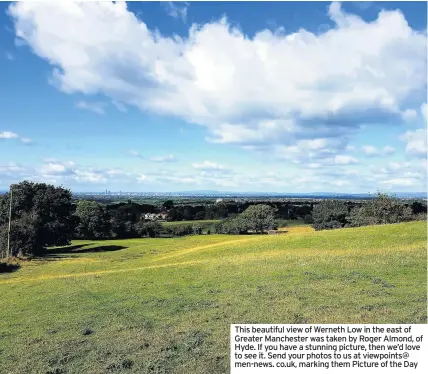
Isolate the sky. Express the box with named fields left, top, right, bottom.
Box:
left=0, top=1, right=427, bottom=193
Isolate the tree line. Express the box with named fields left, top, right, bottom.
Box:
left=0, top=181, right=426, bottom=257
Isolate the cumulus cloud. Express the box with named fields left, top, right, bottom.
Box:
left=334, top=155, right=358, bottom=165
left=401, top=108, right=418, bottom=122
left=0, top=131, right=32, bottom=144
left=401, top=129, right=427, bottom=157
left=8, top=1, right=427, bottom=163
left=0, top=131, right=18, bottom=139
left=362, top=145, right=396, bottom=157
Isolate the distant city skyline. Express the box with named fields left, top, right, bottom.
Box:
left=0, top=1, right=427, bottom=193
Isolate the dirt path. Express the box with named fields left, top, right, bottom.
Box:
left=153, top=236, right=263, bottom=262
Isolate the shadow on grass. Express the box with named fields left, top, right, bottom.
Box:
left=43, top=244, right=127, bottom=259
left=0, top=262, right=21, bottom=273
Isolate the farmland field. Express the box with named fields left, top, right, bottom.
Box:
left=0, top=221, right=426, bottom=373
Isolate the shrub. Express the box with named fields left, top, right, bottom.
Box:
left=312, top=220, right=343, bottom=231
left=192, top=225, right=203, bottom=235
left=347, top=193, right=413, bottom=227
left=164, top=224, right=193, bottom=237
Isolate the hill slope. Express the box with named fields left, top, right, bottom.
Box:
left=0, top=221, right=426, bottom=373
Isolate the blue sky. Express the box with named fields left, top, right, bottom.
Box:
left=0, top=1, right=427, bottom=193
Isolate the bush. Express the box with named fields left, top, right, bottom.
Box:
left=347, top=193, right=413, bottom=227
left=164, top=224, right=193, bottom=237
left=312, top=220, right=343, bottom=231
left=412, top=213, right=427, bottom=222
left=192, top=225, right=203, bottom=235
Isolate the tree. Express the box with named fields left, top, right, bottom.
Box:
left=194, top=211, right=205, bottom=220
left=162, top=200, right=174, bottom=210
left=239, top=204, right=275, bottom=233
left=348, top=193, right=413, bottom=227
left=110, top=218, right=136, bottom=239
left=312, top=200, right=349, bottom=230
left=0, top=181, right=74, bottom=255
left=74, top=201, right=111, bottom=239
left=0, top=213, right=39, bottom=257
left=135, top=221, right=163, bottom=238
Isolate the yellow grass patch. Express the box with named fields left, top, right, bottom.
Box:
left=278, top=226, right=315, bottom=234
left=153, top=236, right=264, bottom=262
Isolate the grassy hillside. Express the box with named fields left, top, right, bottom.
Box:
left=0, top=221, right=426, bottom=373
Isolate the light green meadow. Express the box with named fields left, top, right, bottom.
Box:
left=0, top=221, right=426, bottom=373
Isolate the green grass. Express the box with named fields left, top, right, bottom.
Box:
left=0, top=221, right=426, bottom=373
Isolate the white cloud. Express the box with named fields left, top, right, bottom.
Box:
left=112, top=100, right=127, bottom=113
left=362, top=145, right=379, bottom=156
left=0, top=131, right=18, bottom=139
left=137, top=174, right=150, bottom=182
left=192, top=160, right=226, bottom=171
left=149, top=154, right=176, bottom=163
left=39, top=161, right=74, bottom=175
left=383, top=146, right=395, bottom=155
left=362, top=145, right=396, bottom=157
left=129, top=149, right=142, bottom=158
left=73, top=169, right=106, bottom=183
left=0, top=162, right=26, bottom=174
left=401, top=108, right=418, bottom=122
left=164, top=2, right=189, bottom=23
left=76, top=100, right=107, bottom=114
left=129, top=150, right=177, bottom=163
left=422, top=103, right=427, bottom=123
left=20, top=137, right=32, bottom=144
left=401, top=129, right=427, bottom=157
left=8, top=1, right=427, bottom=164
left=380, top=178, right=419, bottom=187
left=334, top=155, right=358, bottom=165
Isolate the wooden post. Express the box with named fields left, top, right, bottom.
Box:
left=6, top=187, right=12, bottom=258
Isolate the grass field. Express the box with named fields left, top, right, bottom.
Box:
left=0, top=221, right=426, bottom=373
